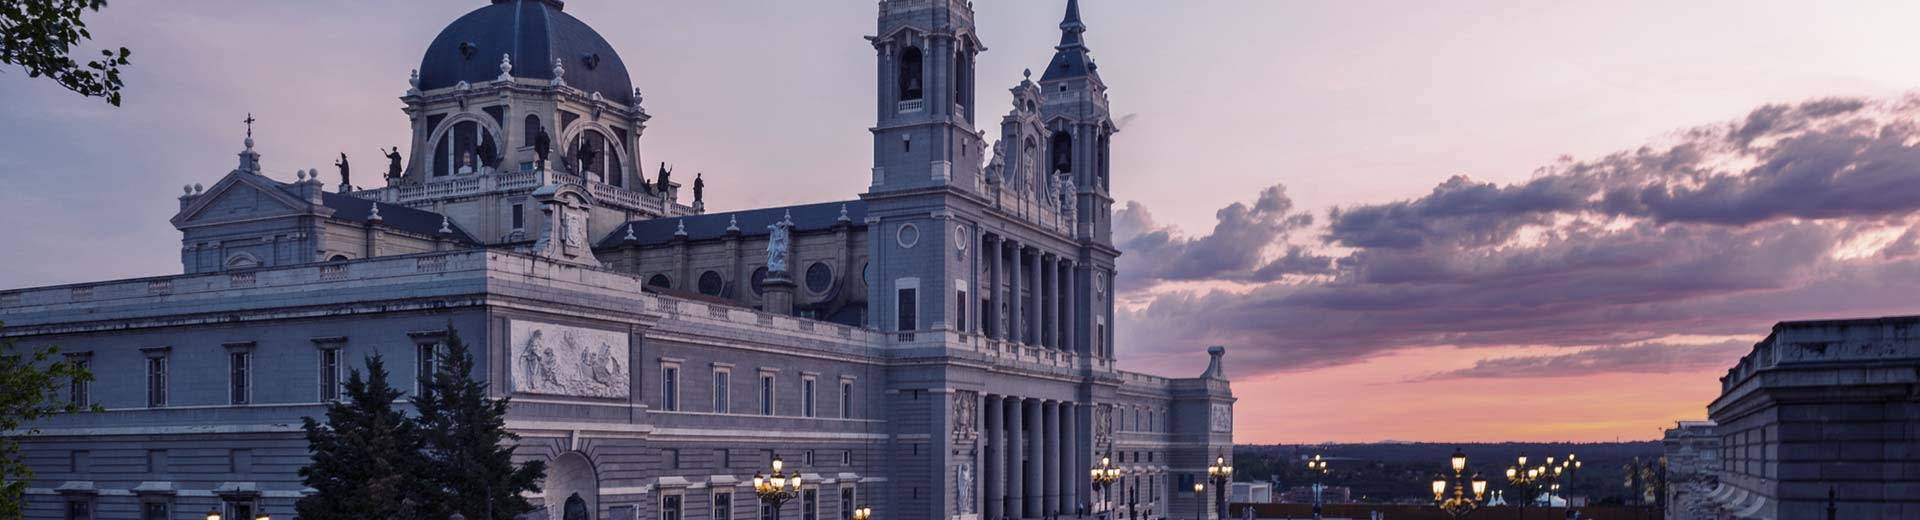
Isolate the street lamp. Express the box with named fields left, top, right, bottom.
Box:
left=1431, top=447, right=1487, bottom=520
left=852, top=505, right=873, bottom=520
left=1507, top=453, right=1541, bottom=520
left=1306, top=454, right=1330, bottom=520
left=1193, top=482, right=1207, bottom=520
left=753, top=456, right=804, bottom=520
left=1206, top=452, right=1232, bottom=520
left=205, top=508, right=221, bottom=520
left=1092, top=451, right=1122, bottom=520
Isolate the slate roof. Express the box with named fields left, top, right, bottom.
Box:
left=321, top=192, right=478, bottom=243
left=418, top=0, right=634, bottom=106
left=598, top=200, right=867, bottom=249
left=1041, top=0, right=1100, bottom=83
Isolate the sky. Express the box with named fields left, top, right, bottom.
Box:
left=6, top=0, right=1920, bottom=444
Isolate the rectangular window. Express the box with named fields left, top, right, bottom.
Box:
left=956, top=288, right=968, bottom=332
left=896, top=288, right=918, bottom=331
left=229, top=351, right=252, bottom=405
left=761, top=375, right=776, bottom=416
left=840, top=382, right=854, bottom=419
left=804, top=450, right=814, bottom=466
left=714, top=492, right=732, bottom=520
left=803, top=489, right=818, bottom=520
left=319, top=347, right=342, bottom=401
left=68, top=356, right=90, bottom=408
left=226, top=501, right=255, bottom=520
left=511, top=204, right=525, bottom=230
left=415, top=343, right=439, bottom=395
left=761, top=503, right=774, bottom=520
left=662, top=366, right=680, bottom=411
left=665, top=448, right=681, bottom=469
left=841, top=450, right=852, bottom=466
left=713, top=370, right=731, bottom=413
left=802, top=378, right=816, bottom=418
left=146, top=355, right=168, bottom=408
left=661, top=494, right=682, bottom=520
left=716, top=449, right=731, bottom=469
left=840, top=488, right=855, bottom=520
left=65, top=499, right=91, bottom=520
left=141, top=502, right=168, bottom=520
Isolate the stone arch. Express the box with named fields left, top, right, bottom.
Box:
left=425, top=111, right=507, bottom=177
left=899, top=45, right=924, bottom=101
left=544, top=451, right=599, bottom=519
left=559, top=120, right=631, bottom=186
left=224, top=252, right=260, bottom=270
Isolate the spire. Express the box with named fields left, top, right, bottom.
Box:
left=1058, top=0, right=1086, bottom=48
left=1041, top=0, right=1098, bottom=82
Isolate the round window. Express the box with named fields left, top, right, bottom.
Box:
left=751, top=267, right=769, bottom=296
left=805, top=262, right=833, bottom=293
left=647, top=274, right=671, bottom=289
left=897, top=223, right=920, bottom=248
left=955, top=225, right=969, bottom=250
left=698, top=271, right=724, bottom=296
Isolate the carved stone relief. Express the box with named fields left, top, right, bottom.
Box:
left=510, top=320, right=630, bottom=399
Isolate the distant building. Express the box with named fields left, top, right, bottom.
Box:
left=1662, top=420, right=1719, bottom=520
left=1704, top=316, right=1920, bottom=519
left=1277, top=485, right=1350, bottom=505
left=1231, top=481, right=1274, bottom=503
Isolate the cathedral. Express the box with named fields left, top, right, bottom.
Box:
left=0, top=1, right=1236, bottom=519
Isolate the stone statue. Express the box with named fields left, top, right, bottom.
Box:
left=766, top=217, right=791, bottom=274
left=381, top=147, right=402, bottom=179
left=693, top=173, right=705, bottom=203
left=475, top=138, right=497, bottom=169
left=656, top=162, right=672, bottom=194
left=533, top=127, right=552, bottom=164
left=984, top=140, right=1007, bottom=184
left=334, top=153, right=350, bottom=188
left=576, top=142, right=598, bottom=176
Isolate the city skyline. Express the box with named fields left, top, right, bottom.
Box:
left=7, top=0, right=1920, bottom=445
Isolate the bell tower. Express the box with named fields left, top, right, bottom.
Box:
left=867, top=0, right=987, bottom=194
left=1039, top=0, right=1117, bottom=247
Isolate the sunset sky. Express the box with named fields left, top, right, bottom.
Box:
left=6, top=1, right=1920, bottom=444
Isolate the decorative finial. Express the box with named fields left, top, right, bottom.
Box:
left=624, top=223, right=638, bottom=241
left=674, top=219, right=688, bottom=237
left=838, top=204, right=851, bottom=222
left=408, top=69, right=420, bottom=91
left=783, top=209, right=794, bottom=225
left=551, top=58, right=566, bottom=86
left=296, top=169, right=307, bottom=181
left=438, top=215, right=453, bottom=234
left=194, top=183, right=203, bottom=193
left=368, top=203, right=383, bottom=222
left=1023, top=68, right=1032, bottom=80
left=497, top=53, right=513, bottom=82
left=727, top=215, right=739, bottom=232
left=242, top=113, right=257, bottom=149
left=183, top=184, right=193, bottom=195
left=633, top=87, right=644, bottom=106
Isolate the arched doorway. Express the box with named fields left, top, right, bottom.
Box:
left=563, top=493, right=589, bottom=520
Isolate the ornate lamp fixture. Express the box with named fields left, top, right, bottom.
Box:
left=753, top=456, right=804, bottom=520
left=1431, top=447, right=1488, bottom=520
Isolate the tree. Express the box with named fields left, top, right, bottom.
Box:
left=296, top=354, right=432, bottom=520
left=0, top=324, right=96, bottom=520
left=0, top=0, right=132, bottom=106
left=413, top=326, right=546, bottom=520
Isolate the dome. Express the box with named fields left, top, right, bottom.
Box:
left=418, top=0, right=634, bottom=106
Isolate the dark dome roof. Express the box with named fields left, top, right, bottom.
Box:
left=419, top=0, right=633, bottom=105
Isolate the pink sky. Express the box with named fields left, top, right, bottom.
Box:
left=6, top=1, right=1920, bottom=444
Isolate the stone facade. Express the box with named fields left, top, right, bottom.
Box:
left=1701, top=316, right=1920, bottom=520
left=1662, top=420, right=1719, bottom=520
left=0, top=1, right=1235, bottom=520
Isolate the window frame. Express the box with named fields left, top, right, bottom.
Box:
left=414, top=341, right=442, bottom=396
left=661, top=362, right=681, bottom=412
left=142, top=347, right=170, bottom=408
left=65, top=352, right=91, bottom=409
left=760, top=371, right=778, bottom=416
left=839, top=379, right=855, bottom=419
left=801, top=376, right=817, bottom=418
left=712, top=365, right=732, bottom=414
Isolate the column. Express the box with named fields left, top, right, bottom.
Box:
left=1007, top=397, right=1025, bottom=519
left=1008, top=242, right=1023, bottom=346
left=1062, top=401, right=1078, bottom=513
left=1025, top=399, right=1044, bottom=518
left=1043, top=400, right=1060, bottom=516
left=988, top=236, right=1003, bottom=341
left=1028, top=247, right=1043, bottom=347
left=1063, top=260, right=1077, bottom=355
left=1041, top=254, right=1056, bottom=349
left=985, top=396, right=1004, bottom=520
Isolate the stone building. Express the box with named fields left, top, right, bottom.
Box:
left=1662, top=420, right=1719, bottom=520
left=1701, top=316, right=1920, bottom=519
left=0, top=1, right=1236, bottom=520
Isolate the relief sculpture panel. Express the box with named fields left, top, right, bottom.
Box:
left=510, top=320, right=630, bottom=399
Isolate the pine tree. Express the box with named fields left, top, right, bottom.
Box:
left=413, top=326, right=546, bottom=520
left=296, top=355, right=430, bottom=520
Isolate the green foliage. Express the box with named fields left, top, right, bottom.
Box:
left=296, top=354, right=433, bottom=520
left=0, top=0, right=132, bottom=105
left=411, top=326, right=547, bottom=520
left=0, top=324, right=97, bottom=520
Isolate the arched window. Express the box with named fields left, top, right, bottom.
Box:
left=327, top=254, right=349, bottom=262
left=524, top=114, right=541, bottom=144
left=433, top=120, right=496, bottom=177
left=1050, top=131, right=1074, bottom=175
left=953, top=47, right=970, bottom=113
left=647, top=274, right=672, bottom=289
left=898, top=46, right=924, bottom=101
left=563, top=494, right=588, bottom=520
left=225, top=254, right=259, bottom=270
left=569, top=129, right=619, bottom=186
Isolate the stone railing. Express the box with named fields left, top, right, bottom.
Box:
left=0, top=251, right=492, bottom=315
left=353, top=169, right=543, bottom=204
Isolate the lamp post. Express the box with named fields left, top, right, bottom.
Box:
left=1205, top=452, right=1232, bottom=520
left=1092, top=451, right=1122, bottom=520
left=1506, top=454, right=1539, bottom=520
left=205, top=508, right=221, bottom=520
left=1431, top=447, right=1487, bottom=520
left=1193, top=483, right=1207, bottom=520
left=1306, top=454, right=1329, bottom=520
left=753, top=456, right=804, bottom=520
left=852, top=505, right=874, bottom=520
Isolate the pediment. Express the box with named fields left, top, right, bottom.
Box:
left=171, top=171, right=323, bottom=228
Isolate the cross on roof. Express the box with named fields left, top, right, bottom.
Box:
left=244, top=113, right=256, bottom=138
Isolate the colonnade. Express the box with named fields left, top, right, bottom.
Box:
left=981, top=234, right=1084, bottom=354
left=983, top=395, right=1088, bottom=520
